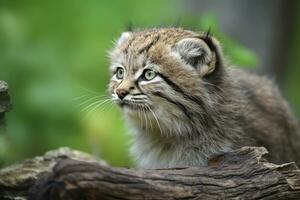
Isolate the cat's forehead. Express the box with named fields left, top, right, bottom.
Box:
left=115, top=51, right=148, bottom=75
left=110, top=28, right=201, bottom=73
left=120, top=28, right=197, bottom=51
left=110, top=39, right=160, bottom=74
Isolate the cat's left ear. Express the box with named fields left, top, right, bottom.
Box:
left=173, top=36, right=223, bottom=77
left=116, top=32, right=132, bottom=46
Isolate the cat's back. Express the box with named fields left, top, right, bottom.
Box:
left=230, top=68, right=300, bottom=164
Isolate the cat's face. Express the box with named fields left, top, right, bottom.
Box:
left=108, top=28, right=221, bottom=135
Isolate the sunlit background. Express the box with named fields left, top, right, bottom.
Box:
left=0, top=0, right=299, bottom=167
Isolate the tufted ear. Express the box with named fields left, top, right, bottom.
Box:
left=116, top=32, right=132, bottom=46
left=173, top=37, right=218, bottom=77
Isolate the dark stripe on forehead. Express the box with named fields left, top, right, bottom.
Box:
left=158, top=73, right=206, bottom=108
left=123, top=36, right=136, bottom=54
left=138, top=35, right=160, bottom=54
left=152, top=91, right=193, bottom=121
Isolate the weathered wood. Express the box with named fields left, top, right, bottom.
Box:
left=0, top=81, right=11, bottom=128
left=1, top=147, right=300, bottom=200
left=0, top=147, right=106, bottom=200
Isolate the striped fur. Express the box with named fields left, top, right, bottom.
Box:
left=108, top=28, right=300, bottom=169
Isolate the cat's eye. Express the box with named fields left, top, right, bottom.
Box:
left=116, top=67, right=124, bottom=79
left=143, top=69, right=157, bottom=81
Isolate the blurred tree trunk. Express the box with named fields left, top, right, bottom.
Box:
left=184, top=0, right=297, bottom=83
left=285, top=1, right=300, bottom=117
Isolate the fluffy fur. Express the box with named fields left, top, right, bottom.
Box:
left=108, top=28, right=300, bottom=169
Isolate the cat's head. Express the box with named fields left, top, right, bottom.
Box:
left=108, top=28, right=225, bottom=136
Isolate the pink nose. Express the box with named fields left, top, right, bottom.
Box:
left=116, top=89, right=129, bottom=100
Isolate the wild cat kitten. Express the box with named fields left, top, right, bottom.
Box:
left=108, top=28, right=300, bottom=169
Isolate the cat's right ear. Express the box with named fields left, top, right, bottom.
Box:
left=173, top=36, right=224, bottom=77
left=116, top=32, right=132, bottom=46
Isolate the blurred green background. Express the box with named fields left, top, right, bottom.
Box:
left=0, top=0, right=299, bottom=167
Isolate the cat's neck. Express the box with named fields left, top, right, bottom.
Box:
left=129, top=127, right=233, bottom=169
left=126, top=111, right=234, bottom=169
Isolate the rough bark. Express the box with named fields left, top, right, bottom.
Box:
left=0, top=147, right=299, bottom=200
left=0, top=81, right=11, bottom=128
left=0, top=147, right=107, bottom=200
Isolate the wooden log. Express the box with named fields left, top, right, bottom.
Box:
left=0, top=147, right=106, bottom=200
left=1, top=146, right=300, bottom=200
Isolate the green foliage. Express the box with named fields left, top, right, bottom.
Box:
left=0, top=0, right=261, bottom=167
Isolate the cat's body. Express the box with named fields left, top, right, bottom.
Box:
left=108, top=28, right=300, bottom=169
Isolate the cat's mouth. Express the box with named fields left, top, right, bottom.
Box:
left=114, top=99, right=150, bottom=111
left=112, top=94, right=150, bottom=110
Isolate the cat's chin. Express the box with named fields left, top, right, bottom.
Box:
left=119, top=102, right=151, bottom=112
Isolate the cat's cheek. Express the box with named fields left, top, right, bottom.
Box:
left=108, top=81, right=119, bottom=94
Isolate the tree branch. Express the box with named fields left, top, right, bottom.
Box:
left=1, top=147, right=299, bottom=200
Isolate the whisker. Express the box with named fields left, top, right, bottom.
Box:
left=131, top=97, right=148, bottom=101
left=104, top=102, right=114, bottom=113
left=80, top=98, right=110, bottom=113
left=138, top=107, right=144, bottom=130
left=142, top=107, right=148, bottom=133
left=99, top=100, right=113, bottom=113
left=144, top=106, right=153, bottom=133
left=79, top=86, right=102, bottom=95
left=146, top=105, right=163, bottom=136
left=77, top=96, right=106, bottom=107
left=82, top=99, right=112, bottom=119
left=71, top=94, right=92, bottom=101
